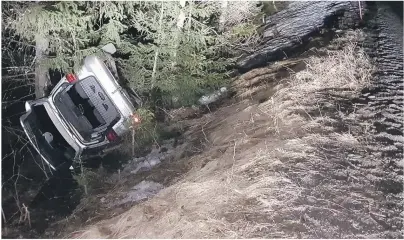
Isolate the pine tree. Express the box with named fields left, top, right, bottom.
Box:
left=3, top=1, right=139, bottom=97
left=6, top=1, right=138, bottom=72
left=118, top=1, right=235, bottom=107
left=3, top=1, right=261, bottom=107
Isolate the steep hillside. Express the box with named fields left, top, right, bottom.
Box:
left=54, top=25, right=401, bottom=238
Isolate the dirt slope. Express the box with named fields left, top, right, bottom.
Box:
left=51, top=29, right=402, bottom=239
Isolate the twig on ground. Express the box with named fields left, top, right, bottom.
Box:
left=2, top=208, right=7, bottom=224
left=201, top=121, right=211, bottom=144
left=157, top=106, right=174, bottom=119
left=227, top=140, right=237, bottom=184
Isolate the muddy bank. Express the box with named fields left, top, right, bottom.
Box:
left=237, top=1, right=362, bottom=73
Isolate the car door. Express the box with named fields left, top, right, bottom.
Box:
left=20, top=101, right=76, bottom=170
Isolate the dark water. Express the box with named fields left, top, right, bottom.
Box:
left=359, top=1, right=403, bottom=159
left=385, top=1, right=403, bottom=22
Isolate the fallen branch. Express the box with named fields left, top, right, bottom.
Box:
left=18, top=203, right=31, bottom=228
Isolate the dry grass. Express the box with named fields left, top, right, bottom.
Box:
left=71, top=30, right=402, bottom=239
left=262, top=30, right=374, bottom=125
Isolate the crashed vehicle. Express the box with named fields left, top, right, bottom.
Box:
left=20, top=45, right=138, bottom=171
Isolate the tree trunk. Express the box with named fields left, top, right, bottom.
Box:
left=151, top=2, right=165, bottom=89
left=172, top=0, right=187, bottom=66
left=34, top=34, right=49, bottom=99
left=218, top=0, right=228, bottom=32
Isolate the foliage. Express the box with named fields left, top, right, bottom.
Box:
left=4, top=1, right=138, bottom=72
left=132, top=107, right=159, bottom=149
left=116, top=106, right=158, bottom=155
left=136, top=107, right=155, bottom=124
left=3, top=1, right=262, bottom=108
left=72, top=163, right=110, bottom=195
left=218, top=1, right=262, bottom=31
left=118, top=1, right=231, bottom=107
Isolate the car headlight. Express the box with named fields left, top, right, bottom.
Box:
left=25, top=101, right=31, bottom=112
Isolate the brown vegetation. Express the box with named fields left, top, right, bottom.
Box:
left=58, top=30, right=401, bottom=239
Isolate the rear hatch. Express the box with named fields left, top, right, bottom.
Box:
left=53, top=76, right=120, bottom=143
left=20, top=102, right=76, bottom=170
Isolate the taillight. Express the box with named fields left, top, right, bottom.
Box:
left=132, top=114, right=141, bottom=124
left=66, top=73, right=77, bottom=83
left=106, top=129, right=118, bottom=142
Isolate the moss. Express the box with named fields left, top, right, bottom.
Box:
left=262, top=1, right=279, bottom=16
left=253, top=1, right=290, bottom=27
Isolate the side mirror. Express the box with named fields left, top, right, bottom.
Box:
left=101, top=43, right=117, bottom=55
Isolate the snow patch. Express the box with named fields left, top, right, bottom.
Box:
left=126, top=139, right=175, bottom=175
left=130, top=157, right=161, bottom=175
left=115, top=180, right=163, bottom=206
left=106, top=140, right=177, bottom=207
left=198, top=87, right=228, bottom=106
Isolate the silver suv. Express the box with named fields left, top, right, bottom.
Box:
left=20, top=49, right=137, bottom=171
